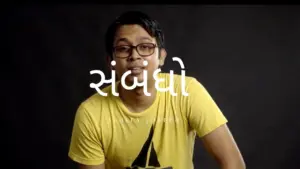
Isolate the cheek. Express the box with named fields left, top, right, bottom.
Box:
left=113, top=61, right=127, bottom=76
left=145, top=56, right=160, bottom=70
left=114, top=59, right=126, bottom=69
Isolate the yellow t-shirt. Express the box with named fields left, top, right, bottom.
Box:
left=68, top=73, right=227, bottom=169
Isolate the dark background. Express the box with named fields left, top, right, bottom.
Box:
left=4, top=5, right=300, bottom=169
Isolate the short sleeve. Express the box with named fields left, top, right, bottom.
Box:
left=186, top=78, right=228, bottom=138
left=68, top=103, right=105, bottom=165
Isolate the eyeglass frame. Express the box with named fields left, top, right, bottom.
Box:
left=112, top=43, right=158, bottom=58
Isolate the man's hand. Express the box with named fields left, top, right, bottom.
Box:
left=201, top=124, right=246, bottom=169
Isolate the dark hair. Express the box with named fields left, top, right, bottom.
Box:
left=105, top=11, right=165, bottom=58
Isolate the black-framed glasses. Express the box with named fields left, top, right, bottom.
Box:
left=113, top=43, right=157, bottom=58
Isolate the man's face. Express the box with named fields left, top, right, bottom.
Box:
left=111, top=24, right=166, bottom=85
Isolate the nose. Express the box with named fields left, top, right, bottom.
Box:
left=128, top=47, right=142, bottom=61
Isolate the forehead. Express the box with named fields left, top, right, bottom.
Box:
left=114, top=24, right=155, bottom=44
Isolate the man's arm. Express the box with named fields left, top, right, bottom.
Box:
left=201, top=124, right=246, bottom=169
left=184, top=78, right=245, bottom=169
left=78, top=163, right=105, bottom=169
left=68, top=104, right=106, bottom=169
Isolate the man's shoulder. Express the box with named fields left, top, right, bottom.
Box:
left=159, top=72, right=198, bottom=86
left=80, top=85, right=114, bottom=110
left=158, top=72, right=204, bottom=100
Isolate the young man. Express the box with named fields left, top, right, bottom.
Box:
left=68, top=11, right=245, bottom=169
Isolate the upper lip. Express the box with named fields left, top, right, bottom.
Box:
left=127, top=65, right=144, bottom=70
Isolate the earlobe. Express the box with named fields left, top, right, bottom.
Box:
left=159, top=48, right=167, bottom=66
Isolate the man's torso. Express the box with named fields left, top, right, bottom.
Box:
left=83, top=73, right=196, bottom=169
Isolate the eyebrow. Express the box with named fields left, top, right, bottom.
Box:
left=115, top=37, right=153, bottom=45
left=138, top=37, right=152, bottom=41
left=115, top=38, right=131, bottom=45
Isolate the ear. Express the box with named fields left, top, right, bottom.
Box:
left=106, top=55, right=114, bottom=70
left=159, top=48, right=167, bottom=67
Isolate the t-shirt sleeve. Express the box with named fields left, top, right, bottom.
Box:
left=68, top=103, right=105, bottom=165
left=186, top=78, right=228, bottom=138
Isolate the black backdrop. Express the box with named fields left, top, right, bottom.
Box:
left=4, top=5, right=300, bottom=169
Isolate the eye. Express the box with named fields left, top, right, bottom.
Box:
left=139, top=44, right=154, bottom=50
left=115, top=46, right=130, bottom=52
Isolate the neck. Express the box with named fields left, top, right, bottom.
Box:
left=118, top=82, right=157, bottom=113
